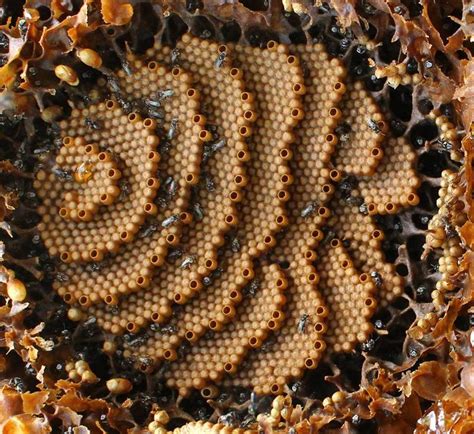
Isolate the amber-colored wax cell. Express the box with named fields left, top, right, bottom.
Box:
left=35, top=34, right=420, bottom=395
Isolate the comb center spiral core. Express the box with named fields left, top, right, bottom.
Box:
left=57, top=137, right=124, bottom=223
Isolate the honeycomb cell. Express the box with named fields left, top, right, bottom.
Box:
left=221, top=44, right=345, bottom=394
left=36, top=104, right=160, bottom=265
left=222, top=257, right=327, bottom=395
left=163, top=263, right=287, bottom=396
left=124, top=40, right=304, bottom=362
left=52, top=140, right=122, bottom=222
left=34, top=35, right=425, bottom=396
left=425, top=169, right=466, bottom=308
left=96, top=35, right=253, bottom=333
left=317, top=238, right=377, bottom=352
left=328, top=193, right=405, bottom=306
left=333, top=81, right=386, bottom=176
left=354, top=135, right=420, bottom=215
left=38, top=63, right=204, bottom=307
left=172, top=421, right=253, bottom=433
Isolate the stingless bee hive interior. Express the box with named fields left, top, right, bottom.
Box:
left=0, top=0, right=472, bottom=432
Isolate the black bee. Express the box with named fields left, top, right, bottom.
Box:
left=138, top=357, right=153, bottom=371
left=158, top=88, right=174, bottom=100
left=438, top=139, right=452, bottom=152
left=107, top=305, right=119, bottom=315
left=393, top=5, right=406, bottom=15
left=214, top=51, right=227, bottom=69
left=219, top=412, right=239, bottom=427
left=18, top=19, right=27, bottom=37
left=359, top=203, right=369, bottom=215
left=116, top=95, right=134, bottom=114
left=408, top=344, right=419, bottom=358
left=203, top=138, right=226, bottom=164
left=56, top=272, right=70, bottom=282
left=249, top=392, right=257, bottom=417
left=335, top=121, right=352, bottom=142
left=437, top=216, right=456, bottom=239
left=138, top=223, right=158, bottom=239
left=297, top=314, right=309, bottom=333
left=213, top=267, right=223, bottom=279
left=370, top=271, right=383, bottom=288
left=142, top=97, right=165, bottom=119
left=85, top=117, right=101, bottom=130
left=52, top=166, right=72, bottom=180
left=146, top=89, right=174, bottom=110
left=86, top=262, right=101, bottom=272
left=161, top=214, right=179, bottom=228
left=301, top=61, right=310, bottom=79
left=167, top=118, right=178, bottom=141
left=322, top=230, right=336, bottom=244
left=203, top=173, right=215, bottom=191
left=9, top=377, right=27, bottom=393
left=170, top=48, right=180, bottom=66
left=167, top=248, right=184, bottom=261
left=180, top=255, right=196, bottom=269
left=290, top=381, right=302, bottom=393
left=346, top=195, right=364, bottom=207
left=374, top=319, right=384, bottom=329
left=339, top=175, right=358, bottom=198
left=367, top=118, right=383, bottom=135
left=204, top=267, right=223, bottom=286
left=230, top=236, right=241, bottom=253
left=158, top=141, right=172, bottom=155
left=33, top=146, right=52, bottom=156
left=161, top=324, right=177, bottom=334
left=163, top=176, right=178, bottom=199
left=118, top=180, right=131, bottom=200
left=301, top=201, right=317, bottom=218
left=243, top=279, right=259, bottom=297
left=144, top=98, right=161, bottom=109
left=260, top=336, right=276, bottom=353
left=106, top=75, right=122, bottom=94
left=192, top=202, right=204, bottom=221
left=361, top=337, right=376, bottom=352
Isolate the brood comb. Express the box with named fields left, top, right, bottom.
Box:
left=34, top=34, right=420, bottom=396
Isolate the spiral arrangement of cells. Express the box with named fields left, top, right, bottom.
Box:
left=34, top=34, right=420, bottom=396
